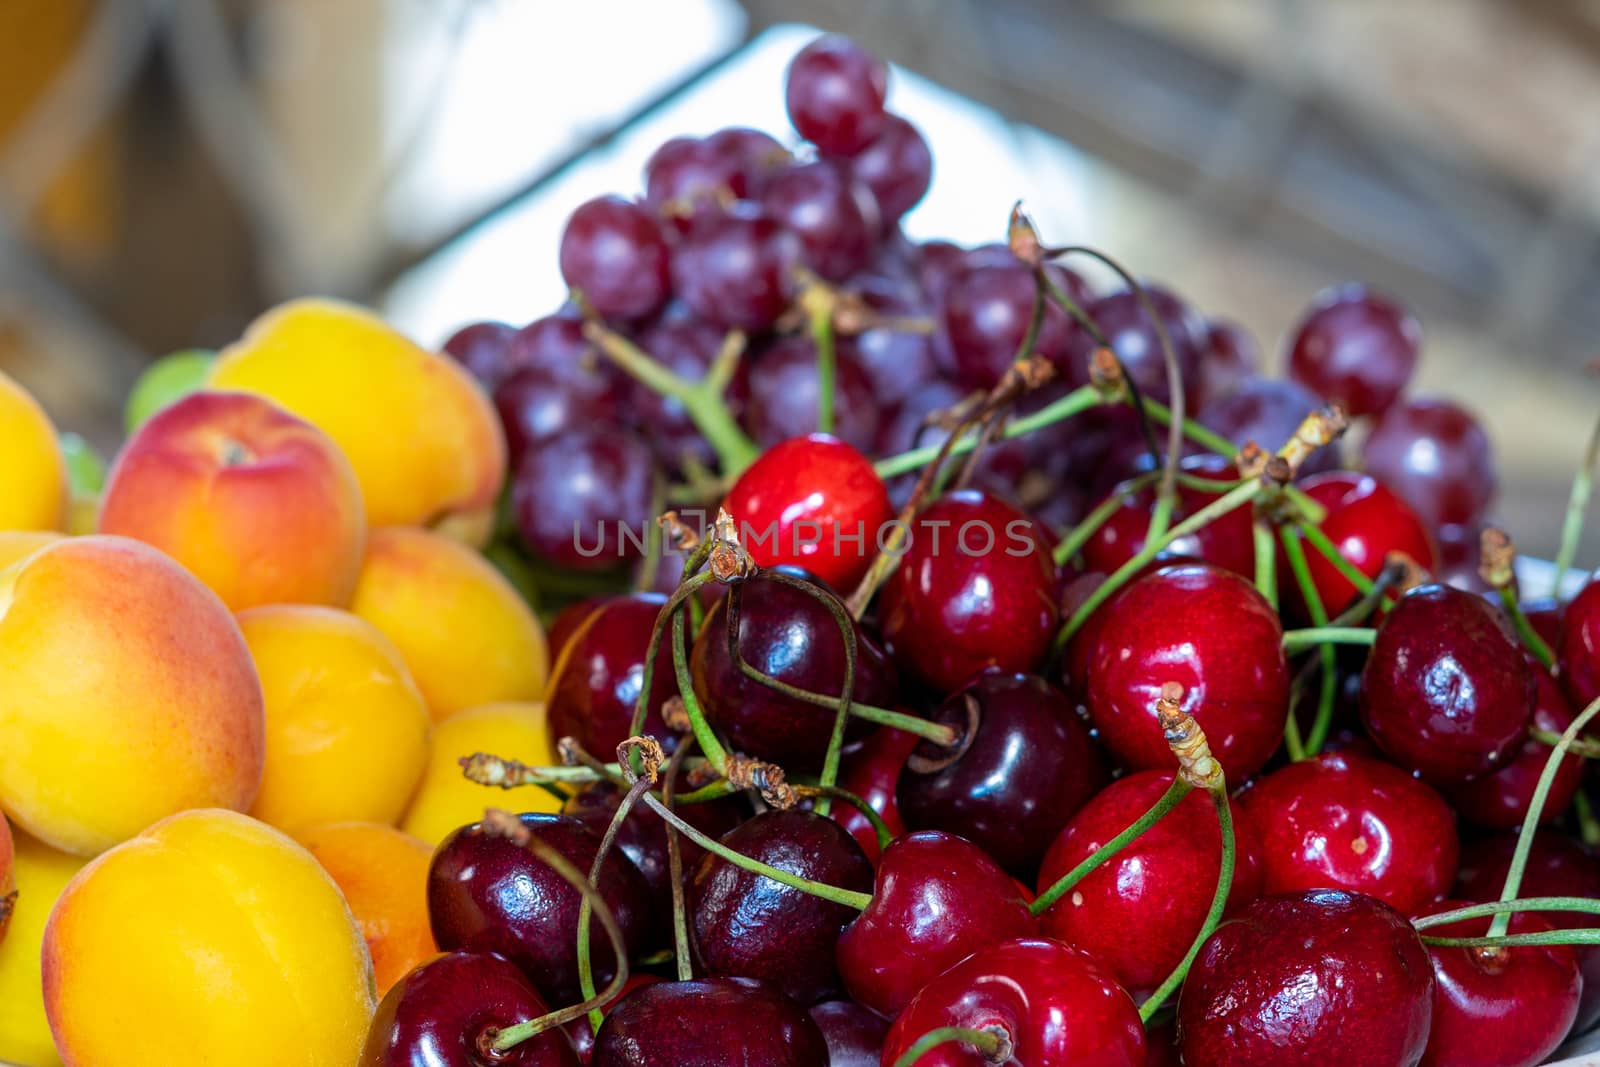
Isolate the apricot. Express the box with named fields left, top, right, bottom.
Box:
left=401, top=701, right=563, bottom=845
left=0, top=536, right=265, bottom=855
left=351, top=526, right=548, bottom=722
left=0, top=830, right=85, bottom=1066
left=0, top=810, right=12, bottom=944
left=238, top=606, right=430, bottom=832
left=209, top=299, right=505, bottom=543
left=98, top=390, right=367, bottom=611
left=0, top=531, right=62, bottom=571
left=43, top=809, right=374, bottom=1066
left=0, top=369, right=68, bottom=532
left=295, top=822, right=436, bottom=997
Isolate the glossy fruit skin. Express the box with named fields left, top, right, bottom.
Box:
left=1560, top=576, right=1600, bottom=711
left=558, top=196, right=670, bottom=321
left=836, top=830, right=1037, bottom=1016
left=427, top=814, right=653, bottom=1005
left=1360, top=584, right=1535, bottom=785
left=897, top=672, right=1110, bottom=879
left=546, top=593, right=677, bottom=758
left=808, top=999, right=886, bottom=1067
left=842, top=114, right=932, bottom=225
left=832, top=724, right=919, bottom=861
left=443, top=321, right=519, bottom=388
left=940, top=262, right=1079, bottom=389
left=359, top=951, right=579, bottom=1067
left=878, top=491, right=1060, bottom=694
left=1085, top=563, right=1290, bottom=781
left=1446, top=669, right=1586, bottom=829
left=1292, top=470, right=1439, bottom=614
left=745, top=336, right=881, bottom=453
left=881, top=938, right=1147, bottom=1067
left=1239, top=751, right=1458, bottom=913
left=1177, top=889, right=1434, bottom=1067
left=691, top=571, right=898, bottom=772
left=511, top=428, right=653, bottom=571
left=1197, top=375, right=1339, bottom=476
left=1079, top=455, right=1253, bottom=579
left=1286, top=284, right=1421, bottom=418
left=1063, top=285, right=1207, bottom=410
left=562, top=974, right=660, bottom=1065
left=785, top=35, right=889, bottom=155
left=1412, top=902, right=1580, bottom=1067
left=722, top=434, right=893, bottom=592
left=759, top=160, right=879, bottom=281
left=670, top=210, right=801, bottom=332
left=593, top=977, right=828, bottom=1066
left=690, top=810, right=873, bottom=1004
left=495, top=365, right=625, bottom=462
left=1362, top=395, right=1496, bottom=539
left=1036, top=770, right=1263, bottom=996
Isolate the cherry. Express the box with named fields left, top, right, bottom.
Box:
left=511, top=428, right=654, bottom=571
left=1360, top=584, right=1535, bottom=785
left=744, top=335, right=881, bottom=453
left=836, top=829, right=1038, bottom=1016
left=558, top=196, right=671, bottom=322
left=443, top=321, right=519, bottom=389
left=1036, top=770, right=1263, bottom=997
left=784, top=35, right=889, bottom=156
left=1239, top=751, right=1458, bottom=913
left=546, top=593, right=678, bottom=758
left=1079, top=455, right=1254, bottom=579
left=546, top=596, right=613, bottom=664
left=1411, top=901, right=1580, bottom=1067
left=1285, top=283, right=1421, bottom=418
left=1084, top=562, right=1290, bottom=781
left=670, top=209, right=801, bottom=332
left=690, top=809, right=873, bottom=1004
left=592, top=977, right=829, bottom=1066
left=807, top=999, right=887, bottom=1067
left=758, top=160, right=879, bottom=281
left=841, top=114, right=932, bottom=226
left=831, top=723, right=919, bottom=861
left=881, top=937, right=1146, bottom=1066
left=723, top=434, right=892, bottom=593
left=878, top=490, right=1060, bottom=694
left=1362, top=395, right=1496, bottom=539
left=427, top=813, right=653, bottom=1005
left=1559, top=575, right=1600, bottom=711
left=1290, top=470, right=1439, bottom=614
left=940, top=261, right=1080, bottom=389
left=1197, top=318, right=1258, bottom=406
left=1177, top=889, right=1434, bottom=1067
left=1196, top=376, right=1340, bottom=475
left=690, top=571, right=898, bottom=772
left=359, top=951, right=579, bottom=1067
left=897, top=671, right=1110, bottom=879
left=1063, top=284, right=1207, bottom=411
left=561, top=975, right=659, bottom=1065
left=1446, top=668, right=1587, bottom=829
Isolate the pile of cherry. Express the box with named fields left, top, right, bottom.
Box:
left=367, top=32, right=1600, bottom=1067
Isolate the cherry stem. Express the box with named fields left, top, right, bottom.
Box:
left=890, top=1025, right=1013, bottom=1067
left=1031, top=776, right=1193, bottom=916
left=1140, top=782, right=1234, bottom=1022
left=1552, top=408, right=1600, bottom=592
left=1577, top=791, right=1600, bottom=849
left=1279, top=526, right=1338, bottom=758
left=1423, top=930, right=1600, bottom=950
left=1496, top=586, right=1557, bottom=670
left=792, top=784, right=894, bottom=852
left=1053, top=471, right=1161, bottom=566
left=1280, top=626, right=1375, bottom=655
left=1253, top=517, right=1277, bottom=610
left=575, top=775, right=654, bottom=1032
left=1528, top=726, right=1600, bottom=759
left=662, top=737, right=696, bottom=982
left=671, top=605, right=730, bottom=773
left=1489, top=693, right=1600, bottom=938
left=1411, top=896, right=1600, bottom=931
left=807, top=291, right=837, bottom=435
left=1295, top=520, right=1377, bottom=598
left=872, top=384, right=1101, bottom=478
left=631, top=570, right=717, bottom=743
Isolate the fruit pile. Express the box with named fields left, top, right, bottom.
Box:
left=1, top=30, right=1599, bottom=1067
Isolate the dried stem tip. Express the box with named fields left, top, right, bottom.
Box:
left=658, top=511, right=701, bottom=554
left=1088, top=347, right=1125, bottom=398
left=1385, top=550, right=1429, bottom=594
left=982, top=1024, right=1016, bottom=1064
left=481, top=807, right=532, bottom=844
left=617, top=735, right=666, bottom=785
left=1156, top=682, right=1224, bottom=791
left=725, top=754, right=797, bottom=809
left=1477, top=527, right=1516, bottom=590
left=709, top=507, right=757, bottom=584
left=1275, top=404, right=1350, bottom=475
left=661, top=694, right=690, bottom=733
left=461, top=752, right=547, bottom=789
left=1007, top=202, right=1044, bottom=266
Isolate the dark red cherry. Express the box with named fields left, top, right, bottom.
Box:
left=841, top=114, right=931, bottom=225
left=831, top=723, right=919, bottom=861
left=593, top=977, right=829, bottom=1066
left=359, top=951, right=578, bottom=1067
left=558, top=196, right=671, bottom=321
left=784, top=35, right=889, bottom=156
left=1360, top=584, right=1535, bottom=785
left=690, top=571, right=898, bottom=772
left=836, top=830, right=1038, bottom=1016
left=1177, top=889, right=1434, bottom=1067
left=1412, top=901, right=1580, bottom=1067
left=878, top=490, right=1060, bottom=694
left=897, top=672, right=1110, bottom=879
left=690, top=809, right=873, bottom=1004
left=1286, top=284, right=1421, bottom=418
left=1079, top=455, right=1253, bottom=579
left=1362, top=395, right=1496, bottom=538
left=723, top=434, right=892, bottom=593
left=546, top=595, right=613, bottom=663
left=1037, top=770, right=1263, bottom=997
left=1084, top=562, right=1290, bottom=781
left=1446, top=669, right=1587, bottom=829
left=1197, top=318, right=1258, bottom=405
left=1062, top=284, right=1207, bottom=410
left=1197, top=376, right=1340, bottom=475
left=1560, top=576, right=1600, bottom=711
left=881, top=937, right=1146, bottom=1067
left=940, top=262, right=1080, bottom=389
left=1292, top=470, right=1439, bottom=614
left=670, top=210, right=802, bottom=332
left=807, top=1000, right=886, bottom=1067
left=1239, top=751, right=1458, bottom=913
left=427, top=813, right=653, bottom=1005
left=443, top=321, right=520, bottom=389
left=546, top=593, right=677, bottom=758
left=561, top=975, right=660, bottom=1065
left=744, top=334, right=881, bottom=453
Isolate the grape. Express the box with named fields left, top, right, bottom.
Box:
left=843, top=114, right=931, bottom=225
left=1062, top=285, right=1206, bottom=409
left=1362, top=395, right=1496, bottom=535
left=1198, top=317, right=1258, bottom=405
left=494, top=365, right=625, bottom=465
left=1198, top=376, right=1340, bottom=476
left=745, top=334, right=879, bottom=452
left=512, top=428, right=655, bottom=571
left=441, top=321, right=518, bottom=388
left=784, top=35, right=889, bottom=155
left=704, top=126, right=788, bottom=189
left=1286, top=284, right=1420, bottom=417
left=629, top=317, right=734, bottom=471
left=669, top=207, right=803, bottom=331
left=559, top=196, right=671, bottom=320
left=915, top=240, right=968, bottom=304
left=758, top=160, right=879, bottom=281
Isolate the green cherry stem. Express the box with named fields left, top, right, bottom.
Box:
left=806, top=290, right=838, bottom=435
left=1412, top=896, right=1600, bottom=931
left=873, top=384, right=1102, bottom=479
left=631, top=571, right=717, bottom=741
left=1280, top=526, right=1339, bottom=757
left=1140, top=783, right=1234, bottom=1022
left=1576, top=791, right=1600, bottom=849
left=1497, top=586, right=1557, bottom=671
left=662, top=738, right=696, bottom=982
left=671, top=605, right=730, bottom=772
left=1280, top=626, right=1375, bottom=655
left=1528, top=727, right=1600, bottom=760
left=1142, top=397, right=1236, bottom=459
left=1031, top=776, right=1193, bottom=916
left=1423, top=930, right=1600, bottom=950
left=1295, top=520, right=1376, bottom=598
left=1552, top=409, right=1600, bottom=591
left=1253, top=517, right=1278, bottom=610
left=792, top=784, right=894, bottom=852
left=890, top=1025, right=1012, bottom=1067
left=575, top=775, right=654, bottom=1031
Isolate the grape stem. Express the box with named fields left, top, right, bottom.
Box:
left=802, top=284, right=837, bottom=435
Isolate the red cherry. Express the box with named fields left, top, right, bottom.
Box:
left=1559, top=576, right=1600, bottom=711
left=1084, top=562, right=1289, bottom=781
left=836, top=830, right=1037, bottom=1017
left=1360, top=584, right=1535, bottom=785
left=1291, top=470, right=1438, bottom=615
left=1412, top=902, right=1580, bottom=1067
left=1036, top=770, right=1263, bottom=997
left=722, top=434, right=892, bottom=592
left=1286, top=284, right=1421, bottom=417
left=1239, top=751, right=1458, bottom=913
left=1079, top=455, right=1253, bottom=579
left=1362, top=395, right=1497, bottom=538
left=592, top=977, right=829, bottom=1066
left=830, top=724, right=919, bottom=862
left=546, top=593, right=677, bottom=759
left=878, top=490, right=1060, bottom=694
left=1177, top=890, right=1434, bottom=1067
left=881, top=937, right=1146, bottom=1066
left=561, top=974, right=660, bottom=1065
left=1446, top=669, right=1587, bottom=829
left=807, top=1000, right=886, bottom=1067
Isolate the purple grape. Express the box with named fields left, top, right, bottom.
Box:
left=745, top=334, right=879, bottom=452
left=441, top=321, right=518, bottom=388
left=758, top=160, right=879, bottom=282
left=559, top=196, right=672, bottom=321
left=1198, top=376, right=1340, bottom=476
left=670, top=208, right=803, bottom=331
left=785, top=36, right=889, bottom=155
left=843, top=115, right=931, bottom=225
left=512, top=428, right=656, bottom=571
left=1063, top=285, right=1206, bottom=410
left=1286, top=284, right=1421, bottom=417
left=494, top=364, right=626, bottom=465
left=630, top=317, right=735, bottom=471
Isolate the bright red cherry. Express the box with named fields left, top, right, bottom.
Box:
left=592, top=977, right=829, bottom=1066
left=1286, top=284, right=1421, bottom=417
left=1178, top=890, right=1434, bottom=1067
left=1362, top=395, right=1496, bottom=538
left=1239, top=751, right=1458, bottom=913
left=1036, top=770, right=1263, bottom=997
left=1446, top=669, right=1587, bottom=829
left=1360, top=584, right=1535, bottom=785
left=1291, top=470, right=1438, bottom=615
left=881, top=938, right=1146, bottom=1067
left=830, top=724, right=919, bottom=862
left=784, top=35, right=889, bottom=156
left=807, top=1000, right=886, bottom=1067
left=1079, top=455, right=1253, bottom=579
left=1084, top=562, right=1289, bottom=781
left=359, top=951, right=579, bottom=1067
left=546, top=593, right=677, bottom=759
left=722, top=434, right=892, bottom=592
left=1560, top=575, right=1600, bottom=711
left=836, top=830, right=1037, bottom=1017
left=1412, top=901, right=1580, bottom=1067
left=878, top=490, right=1059, bottom=694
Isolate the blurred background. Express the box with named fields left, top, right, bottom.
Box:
left=0, top=0, right=1596, bottom=560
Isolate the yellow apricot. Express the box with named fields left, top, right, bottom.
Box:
left=0, top=370, right=68, bottom=532
left=0, top=830, right=84, bottom=1067
left=401, top=702, right=563, bottom=845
